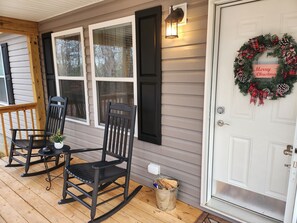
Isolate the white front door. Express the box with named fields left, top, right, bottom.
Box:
left=284, top=124, right=297, bottom=223
left=204, top=0, right=297, bottom=222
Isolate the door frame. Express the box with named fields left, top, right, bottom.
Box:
left=201, top=0, right=295, bottom=222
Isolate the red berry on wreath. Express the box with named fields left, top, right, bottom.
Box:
left=289, top=69, right=296, bottom=75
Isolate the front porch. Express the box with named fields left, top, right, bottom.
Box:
left=0, top=0, right=206, bottom=221
left=0, top=156, right=202, bottom=223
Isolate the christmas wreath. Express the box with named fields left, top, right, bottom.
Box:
left=234, top=33, right=297, bottom=105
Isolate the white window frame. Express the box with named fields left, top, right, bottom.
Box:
left=0, top=47, right=8, bottom=105
left=89, top=15, right=137, bottom=130
left=51, top=27, right=90, bottom=125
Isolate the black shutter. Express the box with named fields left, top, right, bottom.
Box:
left=42, top=32, right=57, bottom=98
left=1, top=43, right=14, bottom=104
left=135, top=6, right=162, bottom=145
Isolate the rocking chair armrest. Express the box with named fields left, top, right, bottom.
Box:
left=28, top=134, right=49, bottom=138
left=92, top=160, right=123, bottom=170
left=65, top=148, right=103, bottom=155
left=10, top=128, right=45, bottom=132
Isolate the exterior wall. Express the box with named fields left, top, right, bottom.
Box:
left=39, top=0, right=207, bottom=207
left=0, top=34, right=35, bottom=144
left=0, top=34, right=34, bottom=104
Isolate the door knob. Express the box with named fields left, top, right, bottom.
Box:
left=217, top=120, right=230, bottom=127
left=284, top=145, right=293, bottom=156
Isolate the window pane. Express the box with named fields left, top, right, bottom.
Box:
left=55, top=34, right=83, bottom=77
left=93, top=23, right=133, bottom=77
left=0, top=78, right=7, bottom=103
left=59, top=80, right=86, bottom=121
left=97, top=81, right=133, bottom=123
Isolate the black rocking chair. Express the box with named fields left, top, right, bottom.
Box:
left=59, top=102, right=142, bottom=223
left=6, top=96, right=68, bottom=176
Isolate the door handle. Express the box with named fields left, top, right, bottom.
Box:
left=217, top=120, right=230, bottom=127
left=285, top=162, right=297, bottom=169
left=284, top=145, right=293, bottom=156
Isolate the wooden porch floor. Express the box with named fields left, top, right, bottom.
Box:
left=0, top=157, right=202, bottom=223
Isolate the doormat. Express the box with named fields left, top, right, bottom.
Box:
left=196, top=212, right=231, bottom=223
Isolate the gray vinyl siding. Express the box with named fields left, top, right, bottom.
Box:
left=0, top=34, right=34, bottom=104
left=0, top=34, right=35, bottom=146
left=39, top=0, right=207, bottom=207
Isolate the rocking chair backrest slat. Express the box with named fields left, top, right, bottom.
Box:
left=115, top=116, right=121, bottom=155
left=102, top=102, right=136, bottom=162
left=45, top=96, right=68, bottom=135
left=118, top=117, right=125, bottom=157
left=111, top=116, right=117, bottom=154
left=108, top=115, right=114, bottom=153
left=122, top=118, right=129, bottom=158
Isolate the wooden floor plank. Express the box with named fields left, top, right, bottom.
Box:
left=0, top=164, right=98, bottom=223
left=0, top=195, right=28, bottom=223
left=0, top=169, right=74, bottom=223
left=0, top=158, right=124, bottom=223
left=0, top=179, right=49, bottom=223
left=121, top=177, right=203, bottom=223
left=0, top=215, right=7, bottom=223
left=0, top=157, right=203, bottom=223
left=105, top=184, right=186, bottom=223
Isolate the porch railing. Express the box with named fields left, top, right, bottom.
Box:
left=100, top=93, right=134, bottom=123
left=0, top=102, right=37, bottom=156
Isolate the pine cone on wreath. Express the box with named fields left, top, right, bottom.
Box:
left=279, top=37, right=290, bottom=47
left=276, top=83, right=290, bottom=96
left=235, top=69, right=248, bottom=82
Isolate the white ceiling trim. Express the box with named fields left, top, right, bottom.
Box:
left=0, top=0, right=104, bottom=22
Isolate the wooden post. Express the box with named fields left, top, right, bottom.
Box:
left=0, top=114, right=8, bottom=156
left=27, top=34, right=46, bottom=129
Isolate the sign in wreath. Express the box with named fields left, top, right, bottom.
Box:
left=234, top=33, right=297, bottom=105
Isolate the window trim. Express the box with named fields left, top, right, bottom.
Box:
left=0, top=47, right=9, bottom=105
left=51, top=27, right=90, bottom=125
left=89, top=15, right=137, bottom=130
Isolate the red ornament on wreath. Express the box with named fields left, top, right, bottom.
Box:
left=234, top=34, right=297, bottom=105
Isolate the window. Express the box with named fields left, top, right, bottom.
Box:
left=89, top=16, right=137, bottom=127
left=52, top=27, right=89, bottom=124
left=0, top=47, right=8, bottom=104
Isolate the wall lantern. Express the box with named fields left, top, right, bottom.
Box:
left=165, top=5, right=185, bottom=39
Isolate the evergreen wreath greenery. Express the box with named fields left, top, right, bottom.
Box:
left=234, top=33, right=297, bottom=105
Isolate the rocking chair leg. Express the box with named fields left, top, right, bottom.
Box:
left=7, top=131, right=17, bottom=166
left=61, top=170, right=69, bottom=200
left=23, top=149, right=32, bottom=176
left=124, top=177, right=130, bottom=199
left=7, top=144, right=15, bottom=165
left=91, top=169, right=100, bottom=221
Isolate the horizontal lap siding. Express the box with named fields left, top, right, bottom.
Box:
left=0, top=34, right=34, bottom=104
left=0, top=34, right=35, bottom=141
left=39, top=0, right=207, bottom=207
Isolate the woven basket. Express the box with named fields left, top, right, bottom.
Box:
left=154, top=176, right=179, bottom=211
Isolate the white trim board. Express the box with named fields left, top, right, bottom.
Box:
left=88, top=15, right=138, bottom=135
left=51, top=27, right=90, bottom=126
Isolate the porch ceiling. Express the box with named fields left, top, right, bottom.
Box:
left=0, top=0, right=106, bottom=22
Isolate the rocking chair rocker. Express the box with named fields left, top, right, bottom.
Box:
left=59, top=102, right=142, bottom=223
left=6, top=96, right=68, bottom=176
